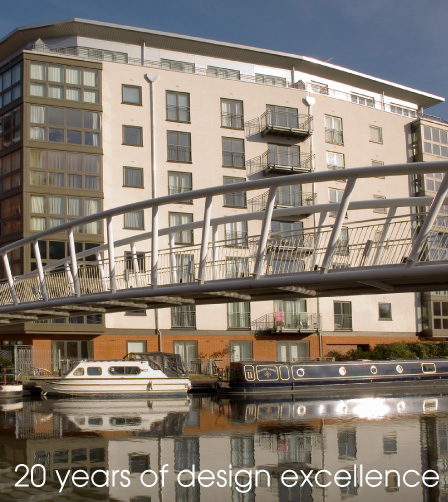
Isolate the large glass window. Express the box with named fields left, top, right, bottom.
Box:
left=267, top=144, right=299, bottom=168
left=266, top=105, right=298, bottom=128
left=230, top=341, right=253, bottom=362
left=166, top=91, right=190, bottom=122
left=167, top=132, right=191, bottom=162
left=277, top=341, right=309, bottom=362
left=171, top=305, right=196, bottom=328
left=423, top=125, right=448, bottom=157
left=0, top=63, right=22, bottom=111
left=174, top=341, right=198, bottom=371
left=29, top=61, right=99, bottom=104
left=0, top=106, right=21, bottom=152
left=221, top=99, right=243, bottom=129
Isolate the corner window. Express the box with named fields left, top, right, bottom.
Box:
left=370, top=125, right=383, bottom=144
left=123, top=167, right=143, bottom=188
left=122, top=85, right=142, bottom=105
left=379, top=303, right=392, bottom=320
left=123, top=126, right=143, bottom=146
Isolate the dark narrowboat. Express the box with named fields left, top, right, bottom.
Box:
left=217, top=359, right=448, bottom=395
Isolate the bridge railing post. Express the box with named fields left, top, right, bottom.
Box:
left=320, top=178, right=357, bottom=272
left=1, top=254, right=18, bottom=305
left=169, top=233, right=177, bottom=283
left=198, top=195, right=213, bottom=284
left=67, top=229, right=81, bottom=297
left=253, top=186, right=277, bottom=279
left=130, top=241, right=141, bottom=287
left=212, top=225, right=219, bottom=280
left=151, top=206, right=159, bottom=288
left=372, top=207, right=397, bottom=266
left=106, top=217, right=116, bottom=293
left=32, top=240, right=48, bottom=301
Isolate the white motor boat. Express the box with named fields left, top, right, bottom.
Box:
left=31, top=352, right=191, bottom=397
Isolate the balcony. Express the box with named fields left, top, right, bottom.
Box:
left=246, top=150, right=313, bottom=176
left=246, top=109, right=313, bottom=138
left=252, top=312, right=320, bottom=334
left=247, top=190, right=315, bottom=212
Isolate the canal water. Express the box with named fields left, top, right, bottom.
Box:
left=0, top=393, right=446, bottom=501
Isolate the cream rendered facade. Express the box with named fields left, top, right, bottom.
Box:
left=0, top=19, right=445, bottom=363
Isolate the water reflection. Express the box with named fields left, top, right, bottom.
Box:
left=0, top=394, right=447, bottom=501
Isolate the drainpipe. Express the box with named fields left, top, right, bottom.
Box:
left=304, top=94, right=321, bottom=359
left=145, top=73, right=162, bottom=351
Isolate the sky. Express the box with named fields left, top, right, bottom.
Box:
left=2, top=0, right=448, bottom=118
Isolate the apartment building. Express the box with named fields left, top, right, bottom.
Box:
left=0, top=18, right=445, bottom=367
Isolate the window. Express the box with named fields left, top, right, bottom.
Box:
left=255, top=74, right=286, bottom=87
left=124, top=210, right=144, bottom=229
left=325, top=115, right=343, bottom=145
left=174, top=438, right=199, bottom=471
left=267, top=144, right=299, bottom=168
left=383, top=435, right=397, bottom=454
left=125, top=251, right=145, bottom=272
left=123, top=167, right=143, bottom=188
left=127, top=340, right=147, bottom=353
left=168, top=171, right=192, bottom=200
left=225, top=221, right=248, bottom=247
left=370, top=125, right=383, bottom=143
left=432, top=301, right=448, bottom=330
left=351, top=93, right=374, bottom=107
left=122, top=85, right=142, bottom=105
left=161, top=59, right=195, bottom=73
left=123, top=126, right=142, bottom=146
left=175, top=253, right=195, bottom=283
left=276, top=185, right=302, bottom=207
left=422, top=125, right=448, bottom=157
left=171, top=305, right=196, bottom=328
left=174, top=341, right=198, bottom=371
left=221, top=99, right=243, bottom=129
left=222, top=138, right=245, bottom=168
left=227, top=302, right=250, bottom=329
left=0, top=106, right=21, bottom=152
left=338, top=428, right=357, bottom=459
left=334, top=301, right=352, bottom=330
left=231, top=437, right=255, bottom=467
left=166, top=91, right=190, bottom=122
left=326, top=151, right=344, bottom=170
left=167, top=131, right=191, bottom=162
left=207, top=65, right=240, bottom=80
left=226, top=257, right=249, bottom=279
left=390, top=104, right=417, bottom=118
left=274, top=299, right=308, bottom=330
left=109, top=366, right=141, bottom=375
left=0, top=63, right=21, bottom=112
left=266, top=105, right=299, bottom=128
left=373, top=195, right=387, bottom=213
left=230, top=342, right=253, bottom=362
left=223, top=176, right=246, bottom=207
left=379, top=303, right=392, bottom=320
left=335, top=227, right=349, bottom=255
left=329, top=188, right=344, bottom=216
left=169, top=212, right=193, bottom=244
left=310, top=81, right=329, bottom=95
left=87, top=367, right=102, bottom=375
left=277, top=341, right=310, bottom=362
left=129, top=454, right=149, bottom=474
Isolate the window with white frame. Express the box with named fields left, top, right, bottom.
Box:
left=169, top=212, right=193, bottom=244
left=369, top=125, right=383, bottom=144
left=223, top=176, right=246, bottom=207
left=325, top=115, right=343, bottom=145
left=329, top=188, right=344, bottom=216
left=326, top=151, right=345, bottom=170
left=373, top=195, right=387, bottom=213
left=277, top=341, right=310, bottom=362
left=351, top=93, right=374, bottom=107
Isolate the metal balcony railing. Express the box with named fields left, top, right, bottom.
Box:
left=246, top=151, right=313, bottom=176
left=228, top=313, right=251, bottom=329
left=246, top=111, right=313, bottom=138
left=247, top=190, right=315, bottom=212
left=167, top=145, right=191, bottom=163
left=171, top=310, right=196, bottom=328
left=252, top=312, right=321, bottom=333
left=221, top=112, right=244, bottom=129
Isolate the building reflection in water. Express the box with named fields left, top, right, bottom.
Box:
left=0, top=395, right=447, bottom=501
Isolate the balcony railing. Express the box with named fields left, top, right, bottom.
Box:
left=168, top=145, right=191, bottom=163
left=246, top=151, right=313, bottom=176
left=221, top=112, right=244, bottom=129
left=168, top=185, right=193, bottom=203
left=225, top=231, right=249, bottom=248
left=252, top=312, right=321, bottom=333
left=246, top=111, right=313, bottom=138
left=171, top=310, right=196, bottom=328
left=228, top=313, right=251, bottom=329
left=247, top=190, right=315, bottom=212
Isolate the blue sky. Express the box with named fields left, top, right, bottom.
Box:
left=2, top=0, right=448, bottom=117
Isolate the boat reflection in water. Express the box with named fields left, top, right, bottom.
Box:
left=0, top=394, right=447, bottom=501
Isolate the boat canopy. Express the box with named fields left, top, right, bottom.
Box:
left=125, top=352, right=189, bottom=377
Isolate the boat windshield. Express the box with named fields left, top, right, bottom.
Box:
left=124, top=352, right=189, bottom=377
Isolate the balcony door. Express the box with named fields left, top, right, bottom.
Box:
left=274, top=300, right=307, bottom=330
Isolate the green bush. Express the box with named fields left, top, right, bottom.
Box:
left=0, top=356, right=13, bottom=370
